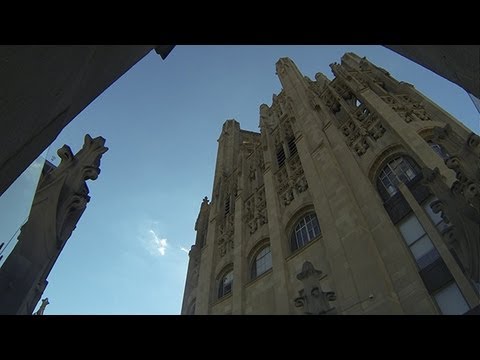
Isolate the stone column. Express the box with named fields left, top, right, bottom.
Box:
left=398, top=182, right=480, bottom=308
left=195, top=214, right=217, bottom=315
left=263, top=164, right=293, bottom=314
left=231, top=192, right=245, bottom=314
left=276, top=57, right=404, bottom=314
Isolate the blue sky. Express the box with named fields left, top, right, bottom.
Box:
left=14, top=45, right=478, bottom=314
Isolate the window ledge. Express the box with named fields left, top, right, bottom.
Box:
left=245, top=268, right=273, bottom=288
left=286, top=236, right=321, bottom=262
left=211, top=292, right=232, bottom=307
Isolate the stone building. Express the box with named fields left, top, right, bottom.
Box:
left=181, top=53, right=480, bottom=315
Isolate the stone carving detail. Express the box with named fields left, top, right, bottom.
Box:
left=432, top=125, right=480, bottom=212
left=33, top=298, right=49, bottom=315
left=295, top=176, right=309, bottom=193
left=353, top=137, right=370, bottom=156
left=323, top=77, right=386, bottom=156
left=331, top=80, right=353, bottom=101
left=249, top=165, right=256, bottom=181
left=283, top=120, right=294, bottom=139
left=0, top=134, right=108, bottom=315
left=432, top=124, right=472, bottom=159
left=348, top=69, right=369, bottom=89
left=47, top=135, right=109, bottom=248
left=186, top=245, right=201, bottom=290
left=276, top=167, right=289, bottom=194
left=243, top=187, right=268, bottom=235
left=274, top=131, right=282, bottom=147
left=275, top=58, right=291, bottom=75
left=380, top=94, right=431, bottom=123
left=257, top=152, right=265, bottom=172
left=194, top=196, right=210, bottom=248
left=321, top=87, right=341, bottom=114
left=275, top=153, right=308, bottom=206
left=218, top=212, right=235, bottom=257
left=368, top=121, right=386, bottom=140
left=294, top=261, right=336, bottom=315
left=218, top=237, right=234, bottom=258
left=339, top=113, right=384, bottom=156
left=259, top=104, right=274, bottom=135
left=422, top=166, right=480, bottom=282
left=285, top=96, right=296, bottom=116
left=217, top=172, right=236, bottom=257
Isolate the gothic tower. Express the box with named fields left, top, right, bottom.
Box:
left=181, top=53, right=480, bottom=315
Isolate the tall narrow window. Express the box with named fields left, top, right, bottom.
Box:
left=218, top=270, right=233, bottom=299
left=287, top=136, right=297, bottom=157
left=224, top=194, right=230, bottom=215
left=276, top=146, right=286, bottom=167
left=398, top=213, right=440, bottom=270
left=251, top=245, right=272, bottom=279
left=432, top=282, right=469, bottom=315
left=290, top=212, right=321, bottom=252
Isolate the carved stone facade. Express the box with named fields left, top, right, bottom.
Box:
left=181, top=53, right=480, bottom=315
left=422, top=126, right=480, bottom=283
left=0, top=135, right=108, bottom=315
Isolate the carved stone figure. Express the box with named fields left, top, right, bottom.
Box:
left=294, top=261, right=336, bottom=315
left=33, top=298, right=49, bottom=315
left=0, top=134, right=108, bottom=315
left=423, top=167, right=480, bottom=282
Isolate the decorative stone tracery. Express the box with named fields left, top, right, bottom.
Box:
left=243, top=186, right=268, bottom=235
left=275, top=153, right=309, bottom=206
left=421, top=126, right=480, bottom=281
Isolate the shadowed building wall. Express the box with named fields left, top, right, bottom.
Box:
left=0, top=45, right=173, bottom=198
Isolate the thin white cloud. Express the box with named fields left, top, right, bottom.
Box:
left=147, top=229, right=168, bottom=256
left=180, top=247, right=189, bottom=254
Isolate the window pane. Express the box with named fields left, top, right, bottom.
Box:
left=224, top=282, right=232, bottom=295
left=292, top=213, right=321, bottom=251
left=256, top=259, right=265, bottom=275
left=434, top=282, right=470, bottom=315
left=405, top=168, right=415, bottom=180
left=254, top=246, right=272, bottom=278
left=301, top=227, right=308, bottom=245
left=416, top=247, right=441, bottom=270
left=257, top=247, right=267, bottom=258
left=398, top=214, right=425, bottom=245
left=410, top=235, right=435, bottom=262
left=224, top=271, right=233, bottom=284
left=264, top=250, right=272, bottom=271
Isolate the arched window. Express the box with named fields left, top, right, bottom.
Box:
left=376, top=156, right=420, bottom=201
left=251, top=245, right=272, bottom=279
left=428, top=141, right=450, bottom=160
left=218, top=269, right=233, bottom=299
left=290, top=212, right=321, bottom=252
